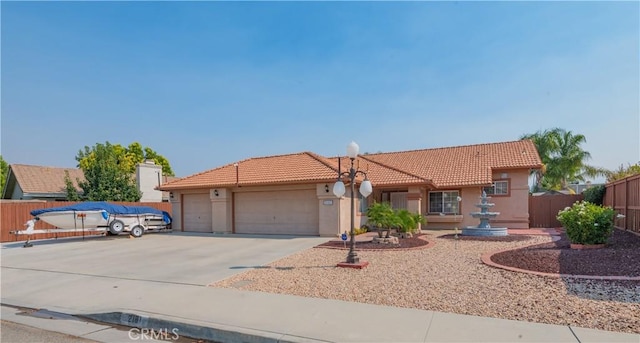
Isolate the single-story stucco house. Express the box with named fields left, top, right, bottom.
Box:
left=2, top=161, right=177, bottom=202
left=158, top=140, right=542, bottom=236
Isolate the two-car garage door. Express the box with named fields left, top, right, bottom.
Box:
left=234, top=189, right=318, bottom=235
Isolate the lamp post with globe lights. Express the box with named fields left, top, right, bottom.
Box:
left=333, top=141, right=373, bottom=267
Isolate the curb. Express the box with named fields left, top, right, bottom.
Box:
left=81, top=311, right=332, bottom=343
left=481, top=236, right=640, bottom=281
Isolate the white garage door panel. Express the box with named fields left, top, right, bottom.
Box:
left=235, top=190, right=318, bottom=235
left=183, top=193, right=212, bottom=232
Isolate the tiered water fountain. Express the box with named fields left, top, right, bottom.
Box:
left=461, top=191, right=508, bottom=236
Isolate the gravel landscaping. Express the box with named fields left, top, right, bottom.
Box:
left=492, top=228, right=640, bottom=277
left=211, top=230, right=640, bottom=334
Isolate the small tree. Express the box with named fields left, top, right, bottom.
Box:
left=78, top=141, right=175, bottom=177
left=583, top=184, right=605, bottom=205
left=73, top=142, right=142, bottom=202
left=64, top=171, right=81, bottom=201
left=395, top=209, right=425, bottom=234
left=366, top=202, right=400, bottom=238
left=0, top=155, right=8, bottom=193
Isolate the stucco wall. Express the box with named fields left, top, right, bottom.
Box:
left=423, top=169, right=531, bottom=230
left=488, top=169, right=530, bottom=229
left=211, top=188, right=232, bottom=233
left=318, top=183, right=341, bottom=237
left=136, top=162, right=163, bottom=202
left=168, top=169, right=532, bottom=234
left=170, top=183, right=346, bottom=236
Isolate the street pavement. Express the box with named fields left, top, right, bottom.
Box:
left=1, top=319, right=98, bottom=343
left=1, top=232, right=638, bottom=343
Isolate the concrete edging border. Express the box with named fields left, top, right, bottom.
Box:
left=481, top=235, right=640, bottom=281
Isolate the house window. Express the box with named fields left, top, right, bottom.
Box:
left=381, top=191, right=408, bottom=210
left=429, top=191, right=460, bottom=214
left=484, top=180, right=509, bottom=196
left=390, top=192, right=407, bottom=210
left=359, top=193, right=369, bottom=213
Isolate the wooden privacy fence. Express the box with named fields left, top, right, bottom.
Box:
left=605, top=174, right=640, bottom=234
left=0, top=201, right=172, bottom=243
left=528, top=194, right=584, bottom=228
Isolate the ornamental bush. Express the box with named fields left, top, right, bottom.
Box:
left=582, top=184, right=605, bottom=205
left=557, top=201, right=615, bottom=245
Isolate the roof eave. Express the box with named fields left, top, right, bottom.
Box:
left=22, top=192, right=69, bottom=198
left=158, top=178, right=339, bottom=191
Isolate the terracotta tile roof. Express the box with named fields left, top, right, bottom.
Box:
left=159, top=152, right=341, bottom=190
left=344, top=156, right=427, bottom=187
left=159, top=140, right=542, bottom=191
left=363, top=140, right=542, bottom=188
left=8, top=164, right=85, bottom=194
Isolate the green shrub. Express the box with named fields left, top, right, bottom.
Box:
left=395, top=209, right=424, bottom=233
left=367, top=202, right=400, bottom=238
left=354, top=226, right=368, bottom=235
left=582, top=185, right=605, bottom=205
left=367, top=202, right=425, bottom=236
left=557, top=201, right=615, bottom=245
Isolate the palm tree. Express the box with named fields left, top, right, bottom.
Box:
left=520, top=128, right=561, bottom=191
left=521, top=128, right=607, bottom=191
left=543, top=130, right=590, bottom=190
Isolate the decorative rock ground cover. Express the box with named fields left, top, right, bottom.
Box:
left=491, top=229, right=640, bottom=277
left=212, top=230, right=640, bottom=334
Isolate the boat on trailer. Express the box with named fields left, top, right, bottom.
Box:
left=15, top=202, right=172, bottom=239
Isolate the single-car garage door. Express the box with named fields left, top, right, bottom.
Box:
left=235, top=190, right=318, bottom=235
left=183, top=193, right=212, bottom=232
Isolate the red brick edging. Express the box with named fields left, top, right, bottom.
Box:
left=315, top=235, right=435, bottom=251
left=481, top=235, right=640, bottom=281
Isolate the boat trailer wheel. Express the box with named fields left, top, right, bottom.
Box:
left=108, top=220, right=125, bottom=235
left=130, top=225, right=144, bottom=238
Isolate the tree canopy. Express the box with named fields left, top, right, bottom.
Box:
left=606, top=163, right=640, bottom=182
left=520, top=128, right=607, bottom=191
left=77, top=142, right=174, bottom=177
left=0, top=155, right=8, bottom=193
left=66, top=141, right=174, bottom=202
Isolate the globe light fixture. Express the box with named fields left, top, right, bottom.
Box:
left=333, top=141, right=372, bottom=267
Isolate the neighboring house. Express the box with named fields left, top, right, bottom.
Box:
left=159, top=140, right=542, bottom=236
left=531, top=182, right=602, bottom=196
left=2, top=162, right=176, bottom=202
left=567, top=181, right=601, bottom=195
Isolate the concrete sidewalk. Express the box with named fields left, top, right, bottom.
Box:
left=2, top=266, right=638, bottom=343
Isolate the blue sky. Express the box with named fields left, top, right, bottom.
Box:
left=2, top=1, right=639, bottom=181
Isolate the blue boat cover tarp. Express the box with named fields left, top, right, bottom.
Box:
left=31, top=202, right=171, bottom=223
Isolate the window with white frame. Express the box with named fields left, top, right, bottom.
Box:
left=429, top=191, right=460, bottom=214
left=484, top=180, right=509, bottom=195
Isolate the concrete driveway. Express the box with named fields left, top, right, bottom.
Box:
left=1, top=232, right=331, bottom=286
